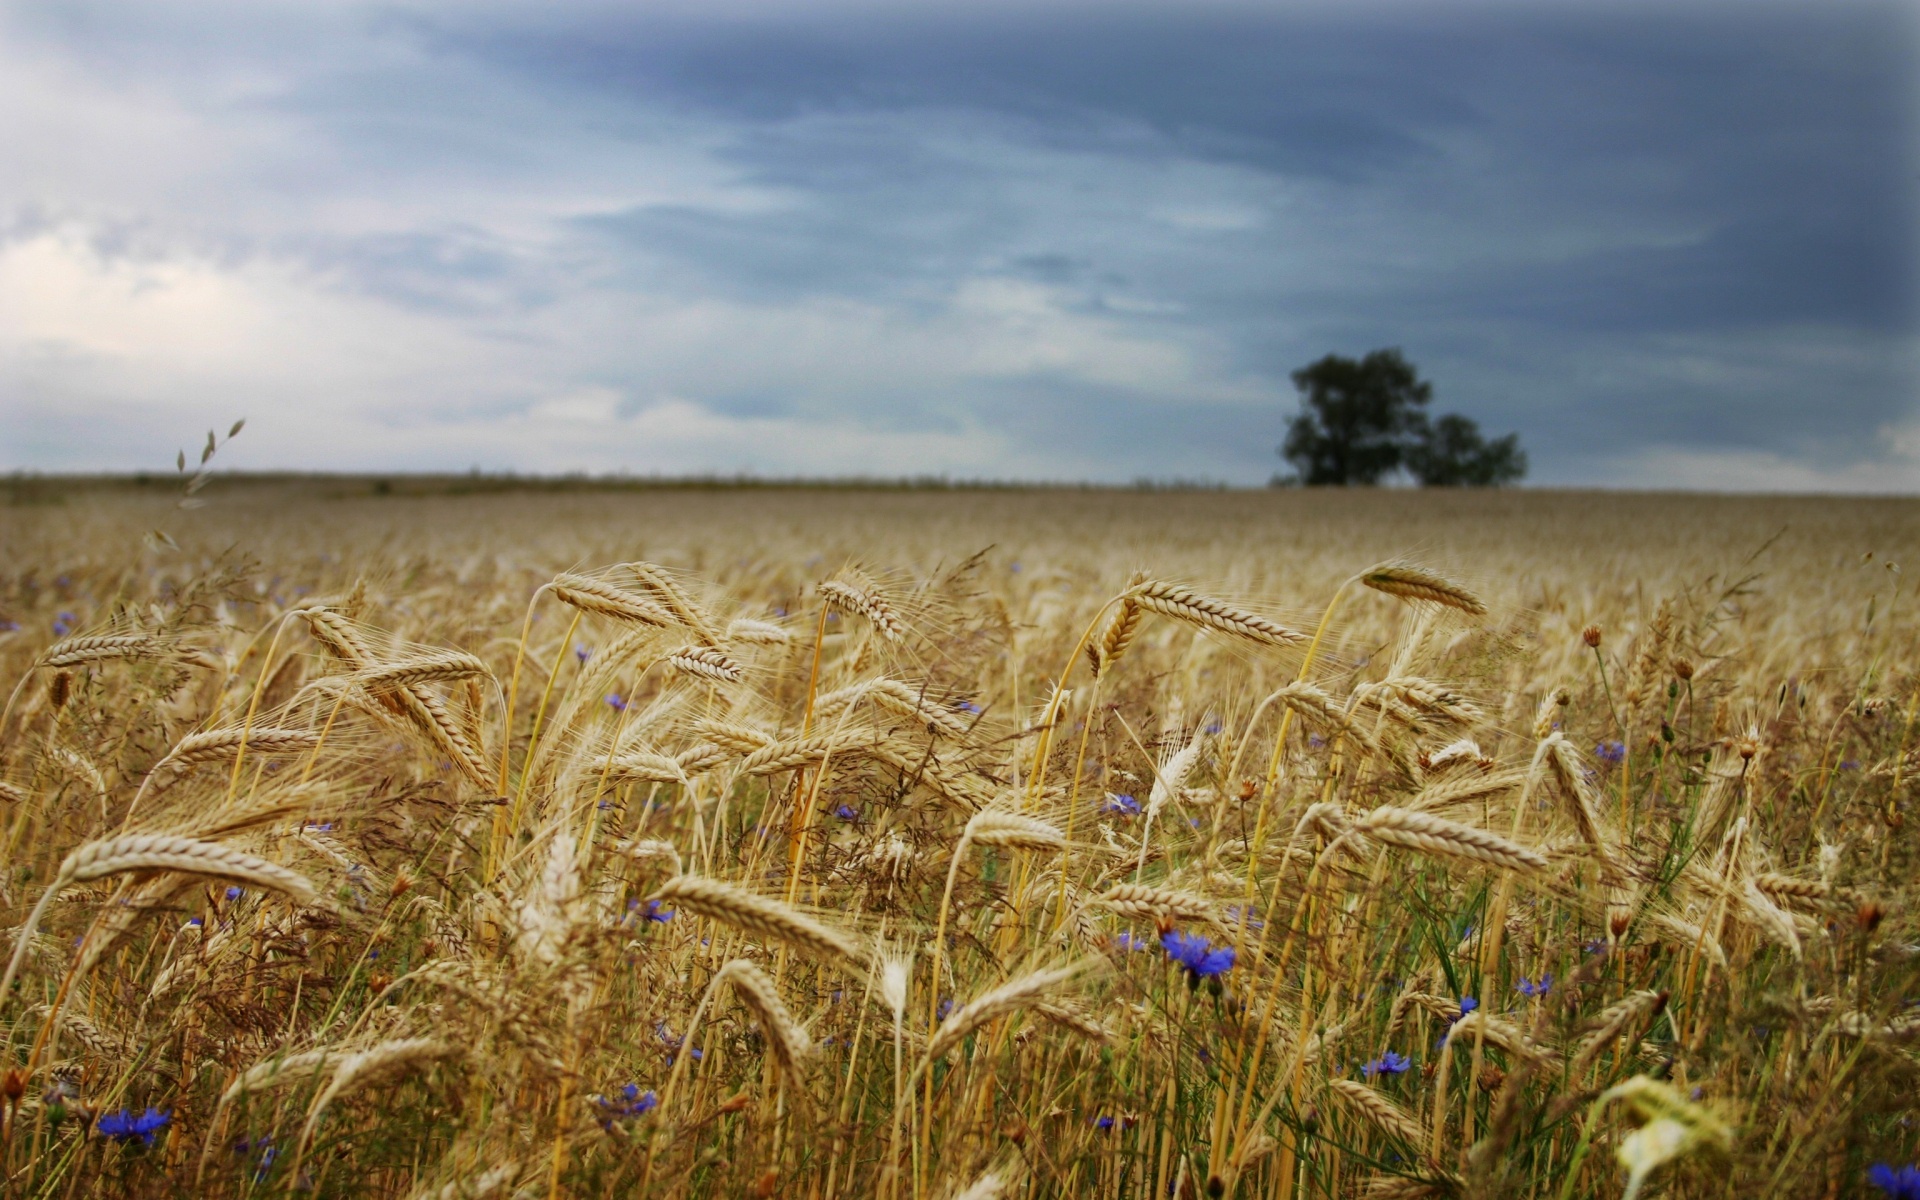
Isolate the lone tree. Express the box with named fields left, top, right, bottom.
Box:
left=1277, top=348, right=1525, bottom=486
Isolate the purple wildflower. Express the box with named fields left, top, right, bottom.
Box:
left=574, top=642, right=591, bottom=663
left=834, top=805, right=859, bottom=821
left=605, top=693, right=627, bottom=712
left=1596, top=740, right=1626, bottom=764
left=1516, top=974, right=1553, bottom=998
left=1457, top=996, right=1479, bottom=1016
left=1103, top=793, right=1141, bottom=816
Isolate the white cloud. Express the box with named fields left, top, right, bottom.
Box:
left=1606, top=424, right=1920, bottom=493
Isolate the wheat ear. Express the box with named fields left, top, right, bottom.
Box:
left=550, top=573, right=674, bottom=626
left=926, top=962, right=1091, bottom=1060
left=1128, top=580, right=1303, bottom=647
left=1356, top=808, right=1548, bottom=873
left=650, top=875, right=867, bottom=968
left=1327, top=1078, right=1428, bottom=1145
left=964, top=809, right=1067, bottom=852
left=726, top=617, right=791, bottom=645
left=39, top=633, right=161, bottom=667
left=667, top=645, right=743, bottom=683
left=715, top=959, right=813, bottom=1082
left=1358, top=565, right=1487, bottom=615
left=296, top=1039, right=458, bottom=1170
left=354, top=651, right=493, bottom=690
left=1, top=834, right=317, bottom=1010
left=1570, top=989, right=1668, bottom=1073
left=819, top=574, right=904, bottom=642
left=625, top=562, right=721, bottom=644
left=1092, top=883, right=1222, bottom=927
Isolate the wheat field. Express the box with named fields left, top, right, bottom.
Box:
left=0, top=478, right=1914, bottom=1199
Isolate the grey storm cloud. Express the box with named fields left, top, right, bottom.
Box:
left=0, top=0, right=1913, bottom=487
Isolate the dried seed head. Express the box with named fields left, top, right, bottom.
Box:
left=1672, top=657, right=1694, bottom=681
left=48, top=671, right=72, bottom=709
left=1582, top=624, right=1602, bottom=648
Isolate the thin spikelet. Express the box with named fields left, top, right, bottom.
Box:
left=667, top=645, right=743, bottom=683
left=1359, top=565, right=1487, bottom=615
left=715, top=959, right=813, bottom=1081
left=819, top=572, right=903, bottom=642
left=1356, top=808, right=1548, bottom=872
left=1571, top=989, right=1668, bottom=1072
left=354, top=651, right=493, bottom=690
left=625, top=562, right=721, bottom=644
left=1092, top=883, right=1220, bottom=926
left=1129, top=580, right=1304, bottom=647
left=1327, top=1078, right=1428, bottom=1145
left=650, top=874, right=867, bottom=967
left=150, top=727, right=322, bottom=773
left=39, top=633, right=161, bottom=667
left=549, top=573, right=673, bottom=626
left=726, top=617, right=791, bottom=645
left=964, top=809, right=1066, bottom=852
left=927, top=962, right=1091, bottom=1060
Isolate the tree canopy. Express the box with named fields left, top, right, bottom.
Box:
left=1277, top=349, right=1526, bottom=487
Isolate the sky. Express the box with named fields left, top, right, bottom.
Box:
left=0, top=0, right=1915, bottom=489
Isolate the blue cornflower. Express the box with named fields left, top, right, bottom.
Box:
left=224, top=886, right=243, bottom=901
left=1596, top=740, right=1626, bottom=764
left=1363, top=1052, right=1411, bottom=1076
left=643, top=900, right=674, bottom=923
left=834, top=805, right=859, bottom=821
left=955, top=700, right=982, bottom=715
left=1161, top=931, right=1235, bottom=982
left=593, top=1083, right=659, bottom=1127
left=1009, top=562, right=1022, bottom=573
left=1457, top=996, right=1479, bottom=1016
left=1869, top=1164, right=1920, bottom=1200
left=0, top=619, right=18, bottom=633
left=1308, top=734, right=1326, bottom=749
left=1516, top=974, right=1553, bottom=998
left=605, top=693, right=627, bottom=712
left=937, top=997, right=954, bottom=1021
left=1224, top=905, right=1264, bottom=931
left=574, top=642, right=591, bottom=663
left=187, top=917, right=203, bottom=927
left=1204, top=721, right=1223, bottom=735
left=1092, top=1114, right=1115, bottom=1131
left=1104, top=793, right=1141, bottom=816
left=97, top=1107, right=170, bottom=1145
left=1112, top=932, right=1151, bottom=953
left=655, top=1023, right=701, bottom=1060
left=1840, top=760, right=1861, bottom=770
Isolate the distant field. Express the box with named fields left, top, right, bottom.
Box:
left=0, top=479, right=1914, bottom=1198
